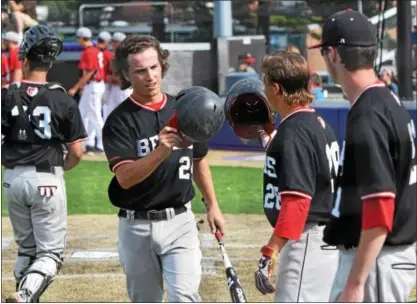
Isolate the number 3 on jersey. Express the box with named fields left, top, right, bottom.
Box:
left=11, top=105, right=52, bottom=139
left=408, top=120, right=416, bottom=185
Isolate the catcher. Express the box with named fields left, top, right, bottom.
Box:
left=224, top=51, right=339, bottom=302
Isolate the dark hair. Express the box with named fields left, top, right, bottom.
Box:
left=336, top=45, right=376, bottom=71
left=262, top=51, right=314, bottom=106
left=97, top=38, right=107, bottom=44
left=27, top=59, right=51, bottom=72
left=114, top=34, right=169, bottom=77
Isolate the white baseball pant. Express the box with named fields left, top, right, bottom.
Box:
left=274, top=223, right=339, bottom=302
left=329, top=243, right=416, bottom=302
left=118, top=202, right=202, bottom=302
left=104, top=84, right=132, bottom=121
left=78, top=81, right=105, bottom=150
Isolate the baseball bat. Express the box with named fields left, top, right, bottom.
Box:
left=215, top=231, right=248, bottom=303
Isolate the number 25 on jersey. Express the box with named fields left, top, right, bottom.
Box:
left=264, top=156, right=281, bottom=210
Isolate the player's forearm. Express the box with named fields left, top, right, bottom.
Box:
left=266, top=234, right=288, bottom=253
left=115, top=146, right=168, bottom=189
left=72, top=72, right=94, bottom=92
left=346, top=227, right=388, bottom=287
left=64, top=144, right=84, bottom=171
left=193, top=158, right=218, bottom=207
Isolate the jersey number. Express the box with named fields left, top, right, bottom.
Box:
left=179, top=156, right=192, bottom=180
left=11, top=105, right=52, bottom=139
left=98, top=52, right=104, bottom=69
left=408, top=120, right=416, bottom=185
left=326, top=141, right=339, bottom=193
left=331, top=141, right=345, bottom=218
left=264, top=183, right=281, bottom=210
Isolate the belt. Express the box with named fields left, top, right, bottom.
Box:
left=5, top=165, right=57, bottom=174
left=118, top=205, right=187, bottom=221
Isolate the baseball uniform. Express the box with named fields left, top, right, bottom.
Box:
left=102, top=93, right=207, bottom=302
left=2, top=52, right=10, bottom=86
left=263, top=108, right=339, bottom=302
left=77, top=45, right=106, bottom=151
left=324, top=82, right=417, bottom=302
left=2, top=80, right=87, bottom=300
left=102, top=48, right=113, bottom=114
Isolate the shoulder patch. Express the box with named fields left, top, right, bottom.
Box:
left=47, top=83, right=67, bottom=93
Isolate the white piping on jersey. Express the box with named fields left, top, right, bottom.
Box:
left=279, top=190, right=312, bottom=200
left=129, top=93, right=167, bottom=112
left=279, top=108, right=315, bottom=124
left=350, top=82, right=386, bottom=108
left=361, top=191, right=396, bottom=200
left=21, top=80, right=47, bottom=85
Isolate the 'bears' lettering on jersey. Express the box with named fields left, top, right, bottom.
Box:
left=103, top=93, right=208, bottom=211
left=263, top=109, right=339, bottom=228
left=324, top=85, right=417, bottom=247
left=1, top=81, right=88, bottom=168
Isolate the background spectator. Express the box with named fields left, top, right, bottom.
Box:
left=3, top=31, right=22, bottom=83
left=380, top=69, right=399, bottom=95
left=237, top=53, right=257, bottom=73
left=310, top=73, right=326, bottom=102
left=284, top=44, right=301, bottom=54
left=8, top=0, right=38, bottom=37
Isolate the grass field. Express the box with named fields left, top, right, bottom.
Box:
left=1, top=160, right=416, bottom=302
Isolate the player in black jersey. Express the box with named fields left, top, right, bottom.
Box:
left=310, top=9, right=417, bottom=302
left=244, top=51, right=339, bottom=302
left=102, top=35, right=225, bottom=303
left=2, top=25, right=87, bottom=303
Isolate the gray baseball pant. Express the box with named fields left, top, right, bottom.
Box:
left=4, top=166, right=67, bottom=299
left=329, top=243, right=417, bottom=302
left=274, top=223, right=339, bottom=302
left=118, top=202, right=202, bottom=302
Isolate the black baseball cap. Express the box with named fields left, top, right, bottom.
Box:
left=309, top=9, right=377, bottom=49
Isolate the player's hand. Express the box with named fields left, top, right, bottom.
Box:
left=255, top=245, right=276, bottom=295
left=157, top=126, right=183, bottom=156
left=206, top=203, right=226, bottom=235
left=337, top=283, right=364, bottom=302
left=68, top=88, right=77, bottom=97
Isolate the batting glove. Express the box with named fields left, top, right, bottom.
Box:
left=255, top=245, right=276, bottom=295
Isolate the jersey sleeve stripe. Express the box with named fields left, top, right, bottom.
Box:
left=112, top=160, right=135, bottom=172
left=67, top=137, right=88, bottom=145
left=361, top=192, right=396, bottom=200
left=279, top=191, right=312, bottom=200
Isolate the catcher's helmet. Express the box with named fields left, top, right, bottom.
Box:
left=19, top=24, right=63, bottom=63
left=224, top=78, right=277, bottom=139
left=171, top=86, right=225, bottom=142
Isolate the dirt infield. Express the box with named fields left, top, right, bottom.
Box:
left=2, top=214, right=275, bottom=302
left=83, top=149, right=266, bottom=168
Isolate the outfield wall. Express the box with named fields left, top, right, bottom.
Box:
left=209, top=100, right=417, bottom=151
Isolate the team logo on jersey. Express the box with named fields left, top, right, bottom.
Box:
left=18, top=129, right=27, bottom=140
left=27, top=86, right=38, bottom=97
left=317, top=116, right=326, bottom=129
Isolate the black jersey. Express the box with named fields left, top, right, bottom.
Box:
left=1, top=81, right=87, bottom=168
left=323, top=83, right=417, bottom=247
left=263, top=108, right=339, bottom=228
left=102, top=94, right=208, bottom=211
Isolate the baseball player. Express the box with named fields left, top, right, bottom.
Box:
left=103, top=32, right=132, bottom=121
left=235, top=52, right=338, bottom=302
left=2, top=24, right=87, bottom=303
left=68, top=27, right=106, bottom=153
left=2, top=51, right=10, bottom=86
left=95, top=31, right=112, bottom=116
left=102, top=34, right=226, bottom=302
left=310, top=9, right=417, bottom=302
left=3, top=31, right=22, bottom=83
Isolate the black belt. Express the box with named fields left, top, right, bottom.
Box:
left=5, top=165, right=57, bottom=174
left=118, top=205, right=187, bottom=221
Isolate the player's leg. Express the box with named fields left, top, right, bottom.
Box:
left=364, top=244, right=416, bottom=302
left=78, top=86, right=91, bottom=152
left=159, top=205, right=202, bottom=302
left=4, top=168, right=38, bottom=300
left=16, top=169, right=67, bottom=302
left=118, top=215, right=164, bottom=302
left=274, top=223, right=339, bottom=302
left=87, top=82, right=105, bottom=151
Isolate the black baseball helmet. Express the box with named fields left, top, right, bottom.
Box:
left=19, top=24, right=63, bottom=63
left=224, top=78, right=277, bottom=139
left=172, top=86, right=225, bottom=142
